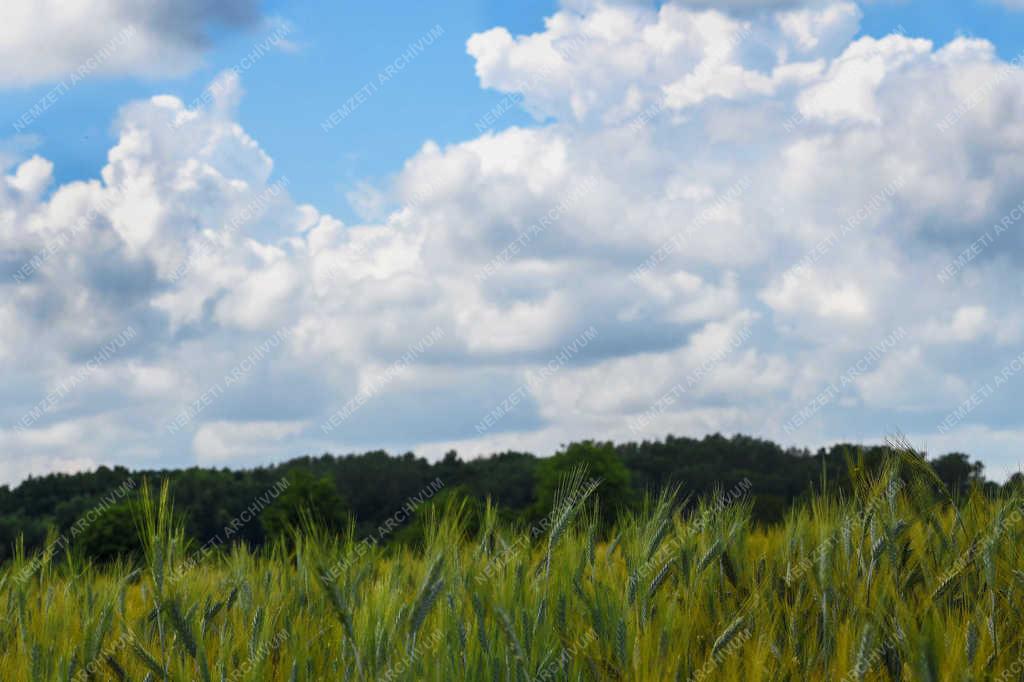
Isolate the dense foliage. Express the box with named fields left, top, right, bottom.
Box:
left=3, top=449, right=1023, bottom=680
left=0, top=433, right=1008, bottom=564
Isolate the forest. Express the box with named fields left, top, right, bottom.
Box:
left=0, top=433, right=1004, bottom=564
left=4, top=446, right=1023, bottom=680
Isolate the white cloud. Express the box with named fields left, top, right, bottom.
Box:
left=922, top=305, right=991, bottom=343
left=0, top=1, right=270, bottom=87
left=857, top=346, right=970, bottom=411
left=0, top=415, right=158, bottom=485
left=798, top=35, right=934, bottom=125
left=4, top=0, right=1024, bottom=481
left=777, top=3, right=861, bottom=53
left=906, top=424, right=1024, bottom=482
left=760, top=267, right=872, bottom=322
left=194, top=420, right=309, bottom=464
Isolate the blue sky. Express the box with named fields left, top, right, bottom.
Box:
left=3, top=0, right=559, bottom=221
left=10, top=0, right=1024, bottom=221
left=2, top=0, right=1024, bottom=484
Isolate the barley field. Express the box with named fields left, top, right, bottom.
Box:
left=2, top=451, right=1023, bottom=681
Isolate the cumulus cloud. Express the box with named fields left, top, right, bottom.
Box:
left=194, top=420, right=309, bottom=464
left=0, top=0, right=264, bottom=86
left=3, top=0, right=1024, bottom=482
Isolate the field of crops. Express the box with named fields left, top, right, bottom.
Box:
left=2, top=450, right=1023, bottom=681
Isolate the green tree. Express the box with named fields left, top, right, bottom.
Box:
left=930, top=452, right=984, bottom=498
left=532, top=441, right=633, bottom=529
left=391, top=484, right=483, bottom=548
left=77, top=502, right=144, bottom=563
left=261, top=470, right=348, bottom=541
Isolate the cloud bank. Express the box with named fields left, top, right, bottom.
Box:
left=0, top=0, right=264, bottom=86
left=3, top=0, right=1024, bottom=483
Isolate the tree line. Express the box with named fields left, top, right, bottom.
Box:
left=0, top=433, right=1011, bottom=563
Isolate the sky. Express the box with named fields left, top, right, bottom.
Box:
left=1, top=0, right=1024, bottom=485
